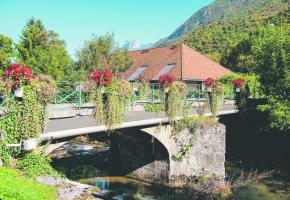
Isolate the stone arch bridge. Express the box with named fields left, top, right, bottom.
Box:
left=42, top=104, right=236, bottom=183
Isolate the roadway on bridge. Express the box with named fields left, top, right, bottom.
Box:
left=45, top=104, right=236, bottom=133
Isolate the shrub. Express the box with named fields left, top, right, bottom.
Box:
left=172, top=116, right=217, bottom=135
left=219, top=73, right=263, bottom=98
left=144, top=103, right=164, bottom=112
left=0, top=167, right=57, bottom=200
left=17, top=152, right=63, bottom=178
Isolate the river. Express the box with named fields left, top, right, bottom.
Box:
left=50, top=135, right=290, bottom=200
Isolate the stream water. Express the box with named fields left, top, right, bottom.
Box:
left=50, top=136, right=290, bottom=200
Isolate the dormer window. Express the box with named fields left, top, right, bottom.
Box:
left=127, top=65, right=147, bottom=81
left=152, top=63, right=176, bottom=80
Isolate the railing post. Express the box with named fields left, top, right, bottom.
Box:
left=152, top=83, right=155, bottom=103
left=77, top=82, right=82, bottom=110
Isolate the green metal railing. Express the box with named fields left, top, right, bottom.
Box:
left=0, top=81, right=236, bottom=110
left=50, top=81, right=237, bottom=109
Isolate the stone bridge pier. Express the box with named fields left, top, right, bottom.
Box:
left=110, top=123, right=226, bottom=184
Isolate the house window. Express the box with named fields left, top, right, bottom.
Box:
left=127, top=65, right=147, bottom=81
left=152, top=63, right=176, bottom=80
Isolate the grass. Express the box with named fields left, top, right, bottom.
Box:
left=0, top=167, right=57, bottom=200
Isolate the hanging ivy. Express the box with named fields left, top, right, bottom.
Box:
left=207, top=81, right=224, bottom=117
left=165, top=82, right=187, bottom=122
left=0, top=67, right=56, bottom=165
left=90, top=70, right=131, bottom=130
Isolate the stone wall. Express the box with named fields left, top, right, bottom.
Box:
left=110, top=123, right=226, bottom=184
left=142, top=124, right=226, bottom=180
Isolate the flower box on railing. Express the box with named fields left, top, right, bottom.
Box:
left=14, top=87, right=23, bottom=98
left=23, top=138, right=37, bottom=151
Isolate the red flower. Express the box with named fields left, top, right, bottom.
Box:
left=158, top=74, right=176, bottom=88
left=232, top=78, right=245, bottom=88
left=89, top=69, right=114, bottom=87
left=204, top=78, right=216, bottom=88
left=22, top=66, right=33, bottom=76
left=3, top=63, right=33, bottom=89
left=4, top=69, right=10, bottom=76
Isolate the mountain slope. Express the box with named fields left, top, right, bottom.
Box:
left=154, top=0, right=285, bottom=47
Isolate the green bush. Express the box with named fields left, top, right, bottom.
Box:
left=172, top=116, right=217, bottom=135
left=0, top=167, right=57, bottom=200
left=144, top=103, right=164, bottom=112
left=219, top=73, right=263, bottom=98
left=17, top=152, right=63, bottom=179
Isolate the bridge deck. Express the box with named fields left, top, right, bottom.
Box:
left=42, top=104, right=237, bottom=141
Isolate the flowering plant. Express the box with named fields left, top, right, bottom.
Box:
left=204, top=78, right=216, bottom=88
left=89, top=69, right=114, bottom=87
left=3, top=63, right=33, bottom=89
left=81, top=82, right=92, bottom=93
left=31, top=74, right=56, bottom=104
left=232, top=78, right=245, bottom=88
left=158, top=74, right=176, bottom=88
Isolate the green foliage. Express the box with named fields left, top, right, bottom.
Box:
left=93, top=79, right=131, bottom=130
left=156, top=0, right=287, bottom=47
left=172, top=116, right=202, bottom=135
left=207, top=82, right=224, bottom=117
left=172, top=116, right=217, bottom=135
left=259, top=97, right=290, bottom=131
left=17, top=18, right=73, bottom=80
left=174, top=143, right=191, bottom=161
left=0, top=167, right=57, bottom=200
left=144, top=103, right=164, bottom=113
left=219, top=73, right=263, bottom=98
left=17, top=152, right=63, bottom=178
left=0, top=77, right=55, bottom=163
left=178, top=3, right=288, bottom=64
left=76, top=33, right=133, bottom=76
left=223, top=24, right=289, bottom=130
left=133, top=80, right=151, bottom=101
left=165, top=82, right=187, bottom=121
left=0, top=35, right=15, bottom=72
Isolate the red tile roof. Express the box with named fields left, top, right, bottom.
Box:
left=123, top=44, right=232, bottom=81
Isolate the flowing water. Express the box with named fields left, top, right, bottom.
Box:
left=51, top=137, right=290, bottom=200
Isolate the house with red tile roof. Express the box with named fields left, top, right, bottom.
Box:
left=123, top=44, right=232, bottom=89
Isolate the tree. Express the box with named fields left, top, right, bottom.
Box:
left=224, top=24, right=289, bottom=130
left=17, top=18, right=73, bottom=80
left=76, top=33, right=133, bottom=76
left=0, top=34, right=15, bottom=72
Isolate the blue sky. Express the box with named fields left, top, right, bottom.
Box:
left=0, top=0, right=213, bottom=56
